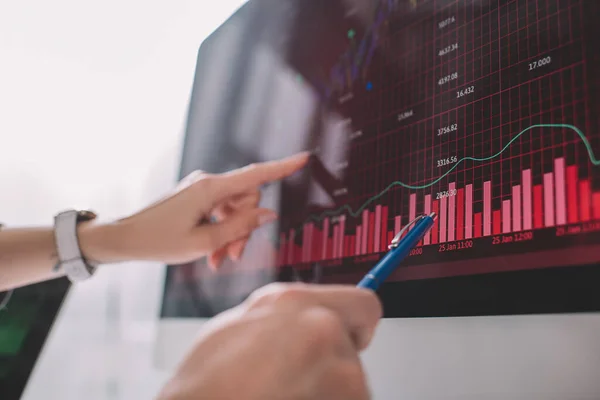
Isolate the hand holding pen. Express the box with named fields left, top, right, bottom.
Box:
left=358, top=212, right=437, bottom=290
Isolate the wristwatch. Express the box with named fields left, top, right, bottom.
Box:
left=53, top=210, right=99, bottom=282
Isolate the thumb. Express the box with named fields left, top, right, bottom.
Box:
left=198, top=208, right=278, bottom=252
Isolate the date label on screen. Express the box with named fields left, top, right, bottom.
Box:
left=439, top=240, right=473, bottom=252
left=492, top=231, right=534, bottom=245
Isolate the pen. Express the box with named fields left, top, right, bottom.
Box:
left=357, top=212, right=437, bottom=291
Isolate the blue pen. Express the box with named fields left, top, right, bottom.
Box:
left=357, top=212, right=437, bottom=291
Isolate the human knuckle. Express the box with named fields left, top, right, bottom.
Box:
left=243, top=216, right=257, bottom=233
left=301, top=308, right=344, bottom=348
left=247, top=283, right=306, bottom=308
left=203, top=233, right=219, bottom=250
left=358, top=289, right=383, bottom=320
left=188, top=170, right=206, bottom=179
left=188, top=173, right=214, bottom=193
left=246, top=163, right=259, bottom=172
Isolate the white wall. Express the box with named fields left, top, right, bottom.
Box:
left=0, top=1, right=246, bottom=398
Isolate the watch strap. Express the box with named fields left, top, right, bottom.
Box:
left=53, top=210, right=98, bottom=282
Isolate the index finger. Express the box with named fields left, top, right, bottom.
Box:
left=211, top=152, right=310, bottom=205
left=250, top=283, right=383, bottom=350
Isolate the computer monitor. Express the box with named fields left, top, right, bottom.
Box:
left=158, top=0, right=600, bottom=397
left=0, top=279, right=70, bottom=400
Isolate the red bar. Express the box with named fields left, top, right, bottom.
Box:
left=465, top=184, right=473, bottom=238
left=279, top=233, right=286, bottom=266
left=555, top=158, right=567, bottom=226
left=361, top=210, right=369, bottom=254
left=368, top=212, right=375, bottom=253
left=380, top=206, right=389, bottom=252
left=431, top=200, right=439, bottom=244
left=346, top=236, right=351, bottom=257
left=338, top=216, right=346, bottom=258
left=332, top=221, right=337, bottom=258
left=503, top=200, right=511, bottom=234
left=409, top=194, right=417, bottom=230
left=394, top=216, right=402, bottom=235
left=312, top=224, right=317, bottom=261
left=474, top=212, right=482, bottom=238
left=374, top=206, right=382, bottom=253
left=307, top=223, right=314, bottom=262
left=306, top=224, right=311, bottom=262
left=512, top=185, right=522, bottom=232
left=593, top=193, right=600, bottom=220
left=544, top=173, right=555, bottom=227
left=388, top=231, right=394, bottom=244
left=533, top=185, right=543, bottom=229
left=288, top=230, right=295, bottom=264
left=440, top=196, right=448, bottom=243
left=332, top=225, right=339, bottom=259
left=317, top=228, right=323, bottom=262
left=295, top=246, right=301, bottom=264
left=327, top=238, right=332, bottom=260
left=493, top=210, right=502, bottom=235
left=322, top=218, right=330, bottom=260
left=484, top=181, right=492, bottom=236
left=580, top=180, right=591, bottom=222
left=448, top=183, right=456, bottom=242
left=349, top=236, right=355, bottom=256
left=456, top=188, right=465, bottom=240
left=302, top=223, right=308, bottom=262
left=523, top=170, right=533, bottom=230
left=307, top=224, right=314, bottom=262
left=424, top=195, right=432, bottom=245
left=311, top=228, right=318, bottom=262
left=567, top=166, right=579, bottom=224
left=355, top=226, right=362, bottom=256
left=344, top=236, right=350, bottom=257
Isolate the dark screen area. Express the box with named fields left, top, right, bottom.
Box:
left=0, top=279, right=70, bottom=399
left=162, top=0, right=600, bottom=319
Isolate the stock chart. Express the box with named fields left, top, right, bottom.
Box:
left=276, top=0, right=600, bottom=283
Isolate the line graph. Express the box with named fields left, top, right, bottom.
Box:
left=308, top=124, right=599, bottom=222
left=275, top=0, right=600, bottom=277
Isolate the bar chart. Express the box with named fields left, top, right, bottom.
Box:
left=276, top=0, right=600, bottom=280
left=277, top=153, right=600, bottom=266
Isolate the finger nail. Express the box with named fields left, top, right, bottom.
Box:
left=288, top=152, right=311, bottom=162
left=233, top=248, right=244, bottom=261
left=259, top=211, right=278, bottom=225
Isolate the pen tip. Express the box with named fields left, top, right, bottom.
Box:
left=430, top=212, right=437, bottom=220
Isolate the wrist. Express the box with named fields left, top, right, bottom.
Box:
left=78, top=221, right=131, bottom=264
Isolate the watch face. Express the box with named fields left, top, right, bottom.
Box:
left=76, top=210, right=97, bottom=222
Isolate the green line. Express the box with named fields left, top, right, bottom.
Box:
left=307, top=124, right=598, bottom=223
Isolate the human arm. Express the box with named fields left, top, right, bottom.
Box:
left=0, top=153, right=309, bottom=292
left=157, top=283, right=382, bottom=400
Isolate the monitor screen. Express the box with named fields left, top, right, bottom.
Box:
left=161, top=0, right=600, bottom=319
left=0, top=279, right=69, bottom=399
